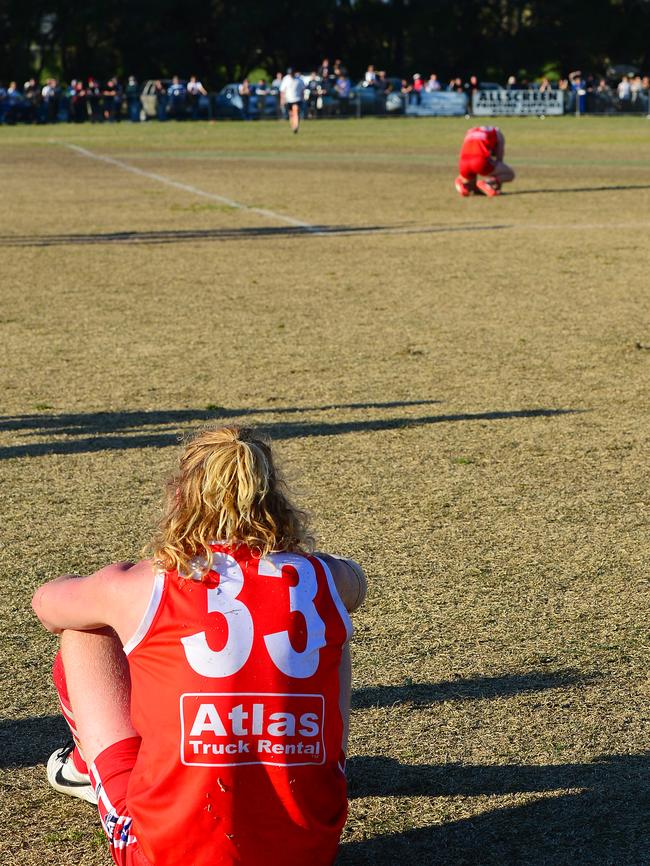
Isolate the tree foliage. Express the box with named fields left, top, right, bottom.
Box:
left=1, top=0, right=649, bottom=84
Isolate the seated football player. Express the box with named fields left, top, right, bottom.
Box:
left=32, top=426, right=367, bottom=866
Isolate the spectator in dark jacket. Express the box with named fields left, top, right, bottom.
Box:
left=154, top=80, right=168, bottom=121
left=168, top=76, right=186, bottom=119
left=87, top=77, right=102, bottom=122
left=102, top=79, right=117, bottom=121
left=71, top=80, right=87, bottom=123
left=23, top=78, right=39, bottom=123
left=126, top=76, right=140, bottom=122
left=254, top=79, right=269, bottom=118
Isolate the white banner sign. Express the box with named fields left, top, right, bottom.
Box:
left=406, top=91, right=468, bottom=117
left=472, top=89, right=565, bottom=116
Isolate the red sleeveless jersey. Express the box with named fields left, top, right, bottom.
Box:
left=460, top=125, right=498, bottom=160
left=123, top=545, right=352, bottom=866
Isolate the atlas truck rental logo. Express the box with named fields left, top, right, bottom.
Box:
left=180, top=693, right=326, bottom=767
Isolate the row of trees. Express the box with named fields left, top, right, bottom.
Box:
left=1, top=0, right=649, bottom=86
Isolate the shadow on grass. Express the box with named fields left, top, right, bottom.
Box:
left=352, top=669, right=598, bottom=709
left=0, top=714, right=68, bottom=769
left=509, top=183, right=650, bottom=196
left=8, top=687, right=647, bottom=863
left=0, top=224, right=512, bottom=246
left=0, top=400, right=441, bottom=434
left=0, top=406, right=582, bottom=460
left=2, top=670, right=595, bottom=770
left=339, top=753, right=650, bottom=864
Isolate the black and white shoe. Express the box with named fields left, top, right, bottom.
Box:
left=46, top=742, right=97, bottom=805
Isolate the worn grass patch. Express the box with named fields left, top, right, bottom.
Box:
left=1, top=116, right=649, bottom=865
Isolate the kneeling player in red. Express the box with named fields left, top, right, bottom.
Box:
left=455, top=125, right=515, bottom=196
left=32, top=426, right=367, bottom=866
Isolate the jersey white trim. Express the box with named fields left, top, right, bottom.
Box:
left=89, top=764, right=138, bottom=847
left=122, top=571, right=166, bottom=655
left=315, top=557, right=354, bottom=642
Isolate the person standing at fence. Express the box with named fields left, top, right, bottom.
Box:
left=238, top=78, right=252, bottom=119
left=319, top=58, right=331, bottom=82
left=102, top=79, right=117, bottom=121
left=464, top=75, right=479, bottom=99
left=126, top=76, right=140, bottom=122
left=71, top=80, right=87, bottom=123
left=271, top=72, right=283, bottom=118
left=154, top=80, right=168, bottom=121
left=254, top=79, right=268, bottom=119
left=616, top=75, right=632, bottom=111
left=280, top=69, right=305, bottom=133
left=32, top=425, right=366, bottom=866
left=42, top=78, right=59, bottom=123
left=23, top=78, right=39, bottom=123
left=87, top=77, right=103, bottom=122
left=168, top=76, right=187, bottom=119
left=455, top=125, right=515, bottom=197
left=2, top=81, right=21, bottom=124
left=411, top=73, right=423, bottom=105
left=113, top=78, right=124, bottom=121
left=305, top=71, right=320, bottom=118
left=335, top=71, right=351, bottom=116
left=187, top=75, right=208, bottom=119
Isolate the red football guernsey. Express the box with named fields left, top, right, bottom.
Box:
left=460, top=125, right=499, bottom=160
left=123, top=545, right=352, bottom=866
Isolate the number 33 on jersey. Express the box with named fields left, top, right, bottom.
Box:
left=125, top=546, right=353, bottom=769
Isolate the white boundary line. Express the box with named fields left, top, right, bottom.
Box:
left=507, top=221, right=650, bottom=232
left=57, top=142, right=322, bottom=234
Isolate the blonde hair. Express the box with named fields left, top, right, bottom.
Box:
left=146, top=426, right=313, bottom=577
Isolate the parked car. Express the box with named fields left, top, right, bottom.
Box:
left=140, top=79, right=212, bottom=120
left=140, top=79, right=167, bottom=118
left=350, top=78, right=405, bottom=114
left=214, top=83, right=280, bottom=119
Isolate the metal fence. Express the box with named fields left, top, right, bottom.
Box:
left=2, top=86, right=649, bottom=125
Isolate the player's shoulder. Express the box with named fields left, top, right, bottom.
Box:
left=314, top=552, right=367, bottom=613
left=91, top=559, right=157, bottom=593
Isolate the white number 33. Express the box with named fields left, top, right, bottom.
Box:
left=181, top=552, right=326, bottom=679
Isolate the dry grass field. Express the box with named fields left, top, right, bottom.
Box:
left=1, top=115, right=649, bottom=865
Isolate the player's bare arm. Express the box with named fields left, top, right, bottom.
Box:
left=32, top=559, right=155, bottom=644
left=494, top=128, right=505, bottom=162
left=317, top=553, right=367, bottom=613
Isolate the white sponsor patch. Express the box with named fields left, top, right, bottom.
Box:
left=180, top=692, right=326, bottom=767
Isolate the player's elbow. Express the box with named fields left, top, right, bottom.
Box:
left=339, top=558, right=368, bottom=613
left=31, top=586, right=60, bottom=633
left=350, top=560, right=367, bottom=612
left=319, top=554, right=368, bottom=613
left=31, top=585, right=45, bottom=619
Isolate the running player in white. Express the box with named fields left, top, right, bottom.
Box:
left=280, top=68, right=306, bottom=133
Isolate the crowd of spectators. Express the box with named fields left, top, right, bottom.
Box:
left=398, top=68, right=650, bottom=112
left=399, top=72, right=480, bottom=103
left=0, top=75, right=142, bottom=124
left=557, top=70, right=650, bottom=112
left=1, top=63, right=648, bottom=124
